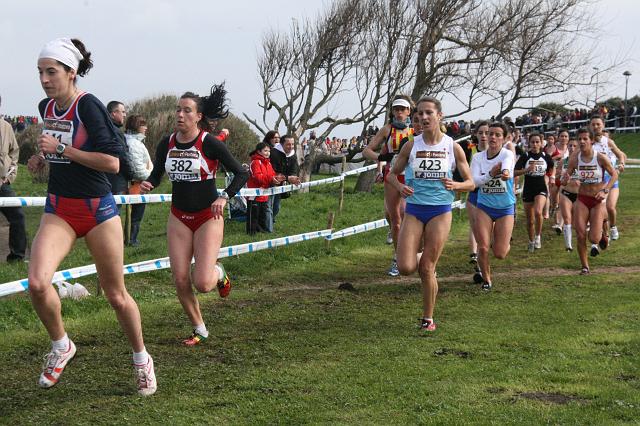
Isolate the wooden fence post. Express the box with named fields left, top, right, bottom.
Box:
left=325, top=211, right=335, bottom=251
left=338, top=156, right=347, bottom=213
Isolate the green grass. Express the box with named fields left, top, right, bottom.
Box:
left=1, top=165, right=639, bottom=424
left=611, top=132, right=640, bottom=159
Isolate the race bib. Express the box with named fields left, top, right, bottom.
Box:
left=165, top=149, right=201, bottom=181
left=481, top=176, right=506, bottom=194
left=43, top=118, right=73, bottom=164
left=526, top=159, right=547, bottom=176
left=578, top=166, right=599, bottom=184
left=412, top=150, right=447, bottom=180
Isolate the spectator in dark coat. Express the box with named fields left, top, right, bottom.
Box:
left=270, top=134, right=301, bottom=224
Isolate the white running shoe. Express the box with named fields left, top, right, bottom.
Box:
left=386, top=231, right=393, bottom=245
left=39, top=339, right=77, bottom=388
left=534, top=235, right=542, bottom=249
left=610, top=226, right=619, bottom=241
left=135, top=355, right=157, bottom=396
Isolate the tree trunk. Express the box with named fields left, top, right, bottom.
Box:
left=354, top=161, right=377, bottom=193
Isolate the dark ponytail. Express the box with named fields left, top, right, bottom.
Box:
left=69, top=38, right=93, bottom=76
left=202, top=83, right=229, bottom=121
left=180, top=82, right=229, bottom=133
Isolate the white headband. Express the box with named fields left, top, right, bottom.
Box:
left=38, top=38, right=83, bottom=71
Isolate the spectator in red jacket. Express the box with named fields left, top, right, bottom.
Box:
left=246, top=142, right=281, bottom=234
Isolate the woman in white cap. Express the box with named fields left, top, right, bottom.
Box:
left=363, top=95, right=415, bottom=277
left=387, top=96, right=474, bottom=332
left=26, top=38, right=156, bottom=396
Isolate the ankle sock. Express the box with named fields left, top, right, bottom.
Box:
left=52, top=333, right=70, bottom=352
left=133, top=348, right=149, bottom=366
left=563, top=224, right=572, bottom=247
left=194, top=323, right=209, bottom=338
left=215, top=264, right=224, bottom=281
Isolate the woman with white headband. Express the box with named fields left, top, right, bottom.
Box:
left=26, top=38, right=157, bottom=396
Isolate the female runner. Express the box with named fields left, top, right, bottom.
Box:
left=551, top=129, right=570, bottom=232
left=141, top=86, right=249, bottom=346
left=467, top=120, right=489, bottom=272
left=470, top=122, right=516, bottom=290
left=27, top=38, right=156, bottom=395
left=363, top=95, right=415, bottom=277
left=557, top=138, right=580, bottom=251
left=562, top=128, right=617, bottom=274
left=388, top=96, right=474, bottom=331
left=514, top=133, right=554, bottom=252
left=589, top=116, right=626, bottom=242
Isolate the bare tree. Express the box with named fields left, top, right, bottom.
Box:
left=492, top=0, right=597, bottom=119
left=247, top=0, right=604, bottom=190
left=245, top=0, right=420, bottom=184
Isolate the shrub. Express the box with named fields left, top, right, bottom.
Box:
left=128, top=94, right=259, bottom=162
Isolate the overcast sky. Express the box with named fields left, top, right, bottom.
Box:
left=1, top=0, right=639, bottom=137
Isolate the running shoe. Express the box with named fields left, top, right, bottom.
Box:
left=552, top=224, right=562, bottom=235
left=38, top=340, right=77, bottom=388
left=565, top=246, right=573, bottom=252
left=481, top=281, right=492, bottom=291
left=598, top=234, right=609, bottom=250
left=387, top=260, right=399, bottom=277
left=469, top=253, right=478, bottom=265
left=590, top=244, right=600, bottom=257
left=216, top=263, right=231, bottom=298
left=419, top=318, right=437, bottom=332
left=527, top=241, right=535, bottom=253
left=473, top=271, right=483, bottom=284
left=534, top=235, right=542, bottom=249
left=610, top=226, right=619, bottom=241
left=386, top=231, right=393, bottom=245
left=135, top=354, right=157, bottom=396
left=182, top=331, right=207, bottom=347
left=580, top=267, right=590, bottom=275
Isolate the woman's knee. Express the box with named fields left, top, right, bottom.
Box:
left=191, top=273, right=215, bottom=293
left=173, top=274, right=193, bottom=292
left=418, top=261, right=436, bottom=278
left=104, top=289, right=130, bottom=311
left=397, top=258, right=416, bottom=276
left=493, top=246, right=510, bottom=259
left=28, top=277, right=53, bottom=298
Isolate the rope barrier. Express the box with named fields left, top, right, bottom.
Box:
left=0, top=229, right=333, bottom=298
left=0, top=164, right=376, bottom=207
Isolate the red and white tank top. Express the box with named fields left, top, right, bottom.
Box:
left=42, top=91, right=89, bottom=164
left=165, top=131, right=218, bottom=182
left=577, top=152, right=603, bottom=184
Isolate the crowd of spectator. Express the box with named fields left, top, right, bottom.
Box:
left=514, top=103, right=639, bottom=130
left=2, top=115, right=39, bottom=132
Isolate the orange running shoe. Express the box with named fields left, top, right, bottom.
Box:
left=182, top=331, right=208, bottom=346
left=216, top=262, right=231, bottom=298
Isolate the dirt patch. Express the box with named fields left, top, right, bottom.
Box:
left=515, top=391, right=588, bottom=405
left=616, top=374, right=638, bottom=382
left=433, top=347, right=471, bottom=359
left=262, top=265, right=640, bottom=295
left=338, top=282, right=356, bottom=292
